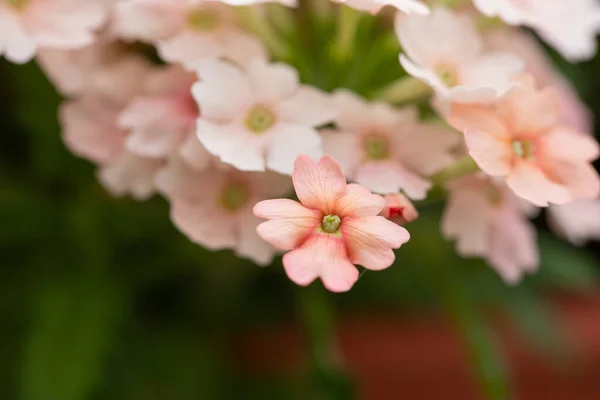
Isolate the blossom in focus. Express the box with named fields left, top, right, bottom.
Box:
left=60, top=94, right=162, bottom=200
left=118, top=64, right=211, bottom=171
left=447, top=75, right=600, bottom=207
left=473, top=0, right=600, bottom=62
left=380, top=193, right=418, bottom=225
left=442, top=174, right=538, bottom=284
left=192, top=59, right=334, bottom=175
left=0, top=0, right=107, bottom=63
left=156, top=159, right=291, bottom=265
left=322, top=90, right=458, bottom=199
left=547, top=199, right=600, bottom=245
left=254, top=155, right=410, bottom=292
left=114, top=0, right=267, bottom=70
left=395, top=7, right=523, bottom=103
left=336, top=0, right=430, bottom=15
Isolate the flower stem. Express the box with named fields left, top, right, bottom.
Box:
left=331, top=5, right=362, bottom=63
left=431, top=155, right=479, bottom=186
left=234, top=6, right=290, bottom=61
left=371, top=76, right=432, bottom=104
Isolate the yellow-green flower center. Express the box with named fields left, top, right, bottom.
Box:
left=187, top=9, right=219, bottom=31
left=511, top=140, right=535, bottom=160
left=245, top=104, right=276, bottom=134
left=435, top=64, right=459, bottom=87
left=321, top=214, right=341, bottom=234
left=485, top=184, right=504, bottom=206
left=220, top=181, right=249, bottom=212
left=363, top=134, right=390, bottom=160
left=6, top=0, right=27, bottom=9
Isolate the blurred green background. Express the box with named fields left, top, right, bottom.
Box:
left=1, top=40, right=600, bottom=399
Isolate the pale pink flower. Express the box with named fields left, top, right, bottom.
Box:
left=254, top=155, right=410, bottom=292
left=60, top=94, right=162, bottom=200
left=0, top=0, right=107, bottom=64
left=442, top=174, right=538, bottom=284
left=395, top=7, right=523, bottom=103
left=156, top=159, right=292, bottom=265
left=335, top=0, right=430, bottom=15
left=192, top=59, right=334, bottom=175
left=547, top=199, right=600, bottom=245
left=322, top=90, right=458, bottom=199
left=114, top=0, right=267, bottom=70
left=447, top=75, right=600, bottom=207
left=380, top=193, right=418, bottom=225
left=118, top=64, right=211, bottom=171
left=473, top=0, right=600, bottom=61
left=37, top=43, right=152, bottom=103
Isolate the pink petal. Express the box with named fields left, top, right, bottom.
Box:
left=336, top=184, right=386, bottom=218
left=282, top=235, right=358, bottom=292
left=157, top=30, right=222, bottom=70
left=355, top=161, right=431, bottom=200
left=236, top=212, right=277, bottom=266
left=465, top=128, right=512, bottom=176
left=447, top=103, right=509, bottom=140
left=277, top=86, right=335, bottom=127
left=292, top=155, right=347, bottom=214
left=506, top=160, right=572, bottom=207
left=246, top=59, right=299, bottom=102
left=342, top=216, right=410, bottom=270
left=179, top=132, right=212, bottom=172
left=541, top=128, right=600, bottom=163
left=266, top=124, right=323, bottom=176
left=320, top=129, right=361, bottom=178
left=254, top=199, right=320, bottom=250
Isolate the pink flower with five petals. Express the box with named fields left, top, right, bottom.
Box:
left=253, top=155, right=410, bottom=292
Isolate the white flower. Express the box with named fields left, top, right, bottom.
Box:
left=395, top=7, right=523, bottom=103
left=335, top=0, right=430, bottom=15
left=192, top=58, right=335, bottom=175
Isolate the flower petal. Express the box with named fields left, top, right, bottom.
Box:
left=464, top=128, right=512, bottom=176
left=277, top=86, right=335, bottom=127
left=236, top=212, right=277, bottom=266
left=506, top=161, right=572, bottom=207
left=266, top=124, right=323, bottom=175
left=336, top=184, right=386, bottom=218
left=355, top=161, right=431, bottom=199
left=342, top=216, right=410, bottom=270
left=292, top=155, right=347, bottom=213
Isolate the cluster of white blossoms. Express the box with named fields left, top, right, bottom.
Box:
left=2, top=0, right=600, bottom=291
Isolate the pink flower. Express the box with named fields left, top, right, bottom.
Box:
left=0, top=0, right=107, bottom=63
left=441, top=175, right=538, bottom=284
left=60, top=94, right=163, bottom=200
left=156, top=159, right=292, bottom=265
left=473, top=0, right=600, bottom=61
left=118, top=64, right=211, bottom=171
left=322, top=90, right=459, bottom=199
left=114, top=0, right=267, bottom=70
left=447, top=75, right=600, bottom=207
left=192, top=59, right=334, bottom=175
left=395, top=7, right=523, bottom=103
left=380, top=193, right=418, bottom=225
left=335, top=0, right=430, bottom=15
left=547, top=199, right=600, bottom=245
left=253, top=155, right=410, bottom=292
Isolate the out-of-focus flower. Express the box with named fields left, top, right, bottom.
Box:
left=380, top=193, right=418, bottom=225
left=0, top=0, right=107, bottom=64
left=547, top=199, right=600, bottom=245
left=473, top=0, right=600, bottom=62
left=322, top=90, right=458, bottom=199
left=254, top=155, right=410, bottom=292
left=442, top=174, right=538, bottom=284
left=447, top=75, right=600, bottom=207
left=60, top=94, right=162, bottom=200
left=38, top=43, right=151, bottom=102
left=485, top=28, right=594, bottom=134
left=114, top=0, right=266, bottom=70
left=156, top=159, right=291, bottom=265
left=395, top=7, right=523, bottom=103
left=192, top=59, right=334, bottom=175
left=335, top=0, right=430, bottom=15
left=118, top=65, right=211, bottom=171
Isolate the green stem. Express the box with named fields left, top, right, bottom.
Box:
left=371, top=76, right=432, bottom=104
left=331, top=5, right=362, bottom=63
left=430, top=155, right=479, bottom=186
left=234, top=6, right=290, bottom=60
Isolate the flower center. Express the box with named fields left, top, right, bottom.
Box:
left=363, top=134, right=390, bottom=160
left=484, top=184, right=504, bottom=206
left=245, top=104, right=276, bottom=134
left=6, top=0, right=27, bottom=9
left=321, top=214, right=341, bottom=234
left=187, top=9, right=219, bottom=31
left=511, top=139, right=535, bottom=160
left=435, top=63, right=459, bottom=87
left=220, top=181, right=249, bottom=212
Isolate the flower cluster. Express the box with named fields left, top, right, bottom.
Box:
left=3, top=0, right=600, bottom=291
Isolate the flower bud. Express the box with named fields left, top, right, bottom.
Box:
left=380, top=193, right=418, bottom=225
